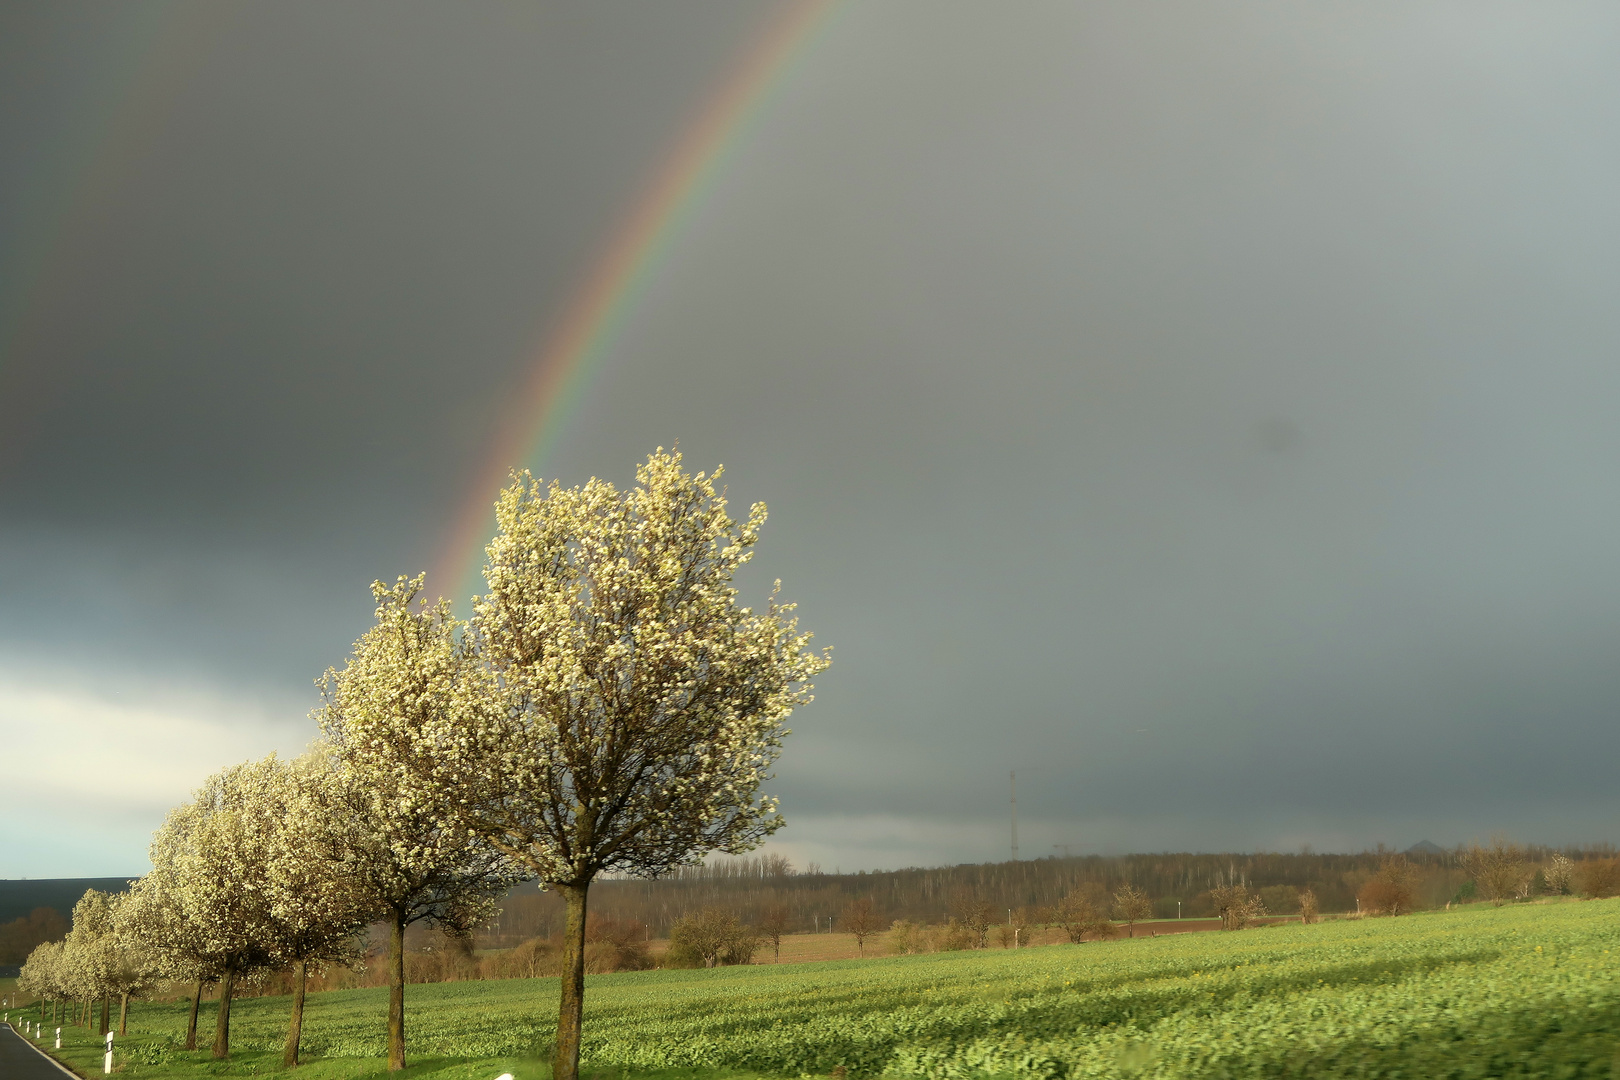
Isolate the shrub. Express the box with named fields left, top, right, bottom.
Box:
left=406, top=931, right=481, bottom=983
left=1358, top=855, right=1417, bottom=916
left=585, top=917, right=652, bottom=973
left=1052, top=886, right=1109, bottom=943
left=888, top=920, right=929, bottom=955
left=1461, top=838, right=1529, bottom=906
left=950, top=893, right=995, bottom=949
left=937, top=918, right=977, bottom=951
left=1544, top=854, right=1574, bottom=896
left=483, top=936, right=559, bottom=980
left=1576, top=858, right=1620, bottom=899
left=666, top=909, right=757, bottom=968
left=1209, top=884, right=1264, bottom=930
left=1258, top=885, right=1300, bottom=915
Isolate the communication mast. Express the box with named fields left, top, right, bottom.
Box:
left=1010, top=770, right=1018, bottom=860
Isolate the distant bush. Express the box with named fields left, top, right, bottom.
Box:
left=1209, top=884, right=1265, bottom=930
left=1461, top=838, right=1529, bottom=906
left=585, top=916, right=653, bottom=973
left=1051, top=886, right=1115, bottom=943
left=404, top=931, right=481, bottom=983
left=886, top=918, right=977, bottom=954
left=1544, top=853, right=1574, bottom=896
left=937, top=918, right=978, bottom=951
left=888, top=920, right=929, bottom=955
left=0, top=907, right=69, bottom=965
left=1258, top=885, right=1300, bottom=915
left=666, top=909, right=757, bottom=968
left=1576, top=858, right=1620, bottom=899
left=1358, top=855, right=1417, bottom=916
left=482, top=936, right=560, bottom=979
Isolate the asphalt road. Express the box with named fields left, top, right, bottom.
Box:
left=0, top=1022, right=77, bottom=1079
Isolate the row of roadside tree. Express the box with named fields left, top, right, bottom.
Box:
left=16, top=451, right=830, bottom=1079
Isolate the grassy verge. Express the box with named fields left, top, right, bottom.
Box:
left=25, top=1019, right=543, bottom=1080
left=9, top=899, right=1619, bottom=1080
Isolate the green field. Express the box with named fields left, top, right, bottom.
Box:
left=14, top=900, right=1620, bottom=1080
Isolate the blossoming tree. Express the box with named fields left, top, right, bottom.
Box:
left=268, top=754, right=374, bottom=1067
left=119, top=849, right=222, bottom=1050
left=145, top=760, right=286, bottom=1058
left=316, top=581, right=525, bottom=1071
left=453, top=450, right=831, bottom=1080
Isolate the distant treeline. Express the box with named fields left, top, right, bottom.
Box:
left=481, top=846, right=1618, bottom=945
left=0, top=879, right=132, bottom=965
left=0, top=878, right=133, bottom=926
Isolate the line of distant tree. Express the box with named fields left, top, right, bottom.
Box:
left=483, top=841, right=1620, bottom=944
left=0, top=907, right=68, bottom=965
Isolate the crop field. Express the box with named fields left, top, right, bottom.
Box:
left=17, top=899, right=1620, bottom=1080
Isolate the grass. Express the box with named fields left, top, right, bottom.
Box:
left=9, top=899, right=1619, bottom=1080
left=9, top=1019, right=543, bottom=1080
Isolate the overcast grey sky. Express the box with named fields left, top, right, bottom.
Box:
left=3, top=1, right=1619, bottom=878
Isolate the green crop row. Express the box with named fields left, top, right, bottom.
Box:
left=82, top=900, right=1620, bottom=1079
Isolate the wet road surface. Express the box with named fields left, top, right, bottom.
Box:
left=0, top=1022, right=77, bottom=1079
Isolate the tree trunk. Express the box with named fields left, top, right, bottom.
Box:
left=185, top=980, right=203, bottom=1050
left=283, top=959, right=307, bottom=1067
left=553, top=881, right=590, bottom=1080
left=83, top=996, right=91, bottom=1029
left=119, top=992, right=129, bottom=1035
left=99, top=995, right=109, bottom=1036
left=388, top=908, right=406, bottom=1071
left=212, top=966, right=236, bottom=1060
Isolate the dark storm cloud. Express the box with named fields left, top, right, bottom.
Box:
left=3, top=1, right=1619, bottom=874
left=0, top=0, right=778, bottom=692
left=544, top=2, right=1620, bottom=864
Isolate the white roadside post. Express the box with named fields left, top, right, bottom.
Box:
left=104, top=1030, right=114, bottom=1074
left=57, top=1026, right=62, bottom=1048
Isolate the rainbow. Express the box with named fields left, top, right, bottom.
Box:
left=431, top=0, right=842, bottom=606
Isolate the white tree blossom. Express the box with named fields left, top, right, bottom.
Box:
left=446, top=450, right=831, bottom=1080
left=267, top=751, right=379, bottom=1067
left=60, top=890, right=124, bottom=1035
left=315, top=586, right=525, bottom=1072
left=142, top=759, right=286, bottom=1059
left=101, top=893, right=161, bottom=1035
left=119, top=850, right=223, bottom=1051
left=16, top=940, right=69, bottom=1026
